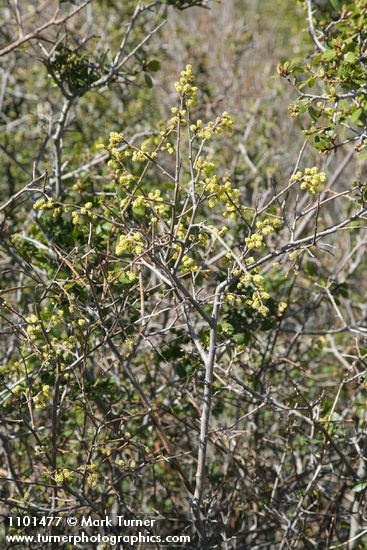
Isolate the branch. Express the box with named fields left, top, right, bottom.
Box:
left=192, top=279, right=227, bottom=508
left=0, top=1, right=91, bottom=58
left=306, top=0, right=326, bottom=53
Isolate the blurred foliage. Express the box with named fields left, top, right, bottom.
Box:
left=282, top=0, right=367, bottom=154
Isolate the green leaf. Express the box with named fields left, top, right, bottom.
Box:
left=219, top=322, right=234, bottom=335
left=132, top=206, right=146, bottom=217
left=295, top=118, right=304, bottom=131
left=329, top=0, right=340, bottom=10
left=299, top=76, right=316, bottom=90
left=308, top=106, right=319, bottom=122
left=357, top=151, right=367, bottom=162
left=322, top=49, right=336, bottom=62
left=350, top=107, right=362, bottom=123
left=313, top=135, right=322, bottom=149
left=144, top=73, right=153, bottom=88
left=352, top=481, right=367, bottom=493
left=344, top=51, right=357, bottom=64
left=305, top=262, right=317, bottom=276
left=289, top=65, right=304, bottom=74
left=147, top=59, right=161, bottom=72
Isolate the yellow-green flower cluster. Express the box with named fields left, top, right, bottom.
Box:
left=245, top=233, right=264, bottom=250
left=115, top=232, right=144, bottom=256
left=26, top=314, right=38, bottom=324
left=205, top=176, right=240, bottom=219
left=256, top=218, right=282, bottom=235
left=174, top=64, right=197, bottom=107
left=289, top=251, right=299, bottom=261
left=225, top=293, right=243, bottom=306
left=33, top=384, right=52, bottom=410
left=12, top=384, right=22, bottom=395
left=131, top=143, right=158, bottom=163
left=40, top=341, right=68, bottom=366
left=206, top=175, right=219, bottom=205
left=169, top=108, right=187, bottom=128
left=130, top=189, right=167, bottom=219
left=132, top=148, right=147, bottom=163
left=161, top=141, right=175, bottom=154
left=245, top=219, right=281, bottom=250
left=132, top=195, right=147, bottom=209
left=147, top=189, right=168, bottom=216
left=205, top=224, right=227, bottom=238
left=104, top=131, right=125, bottom=161
left=196, top=157, right=215, bottom=174
left=247, top=294, right=269, bottom=317
left=288, top=104, right=300, bottom=118
left=71, top=211, right=80, bottom=225
left=72, top=203, right=97, bottom=224
left=35, top=446, right=45, bottom=457
left=291, top=167, right=327, bottom=194
left=34, top=197, right=54, bottom=210
left=104, top=131, right=154, bottom=166
left=191, top=112, right=233, bottom=140
left=174, top=222, right=187, bottom=241
left=118, top=172, right=135, bottom=188
left=26, top=314, right=41, bottom=339
left=181, top=254, right=198, bottom=273
left=125, top=270, right=138, bottom=283
left=226, top=263, right=269, bottom=315
left=87, top=472, right=98, bottom=488
left=42, top=384, right=51, bottom=398
left=72, top=179, right=86, bottom=191
left=109, top=131, right=124, bottom=147
left=236, top=271, right=270, bottom=317
left=54, top=468, right=73, bottom=484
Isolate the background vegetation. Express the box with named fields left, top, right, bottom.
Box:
left=0, top=1, right=366, bottom=548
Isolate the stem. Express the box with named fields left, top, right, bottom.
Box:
left=193, top=280, right=226, bottom=507
left=53, top=99, right=73, bottom=198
